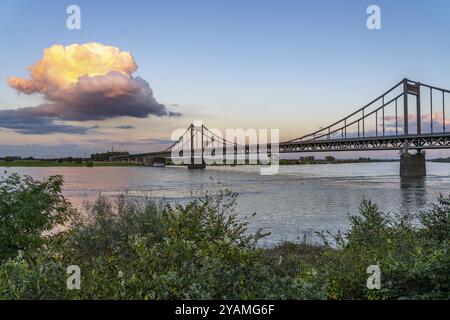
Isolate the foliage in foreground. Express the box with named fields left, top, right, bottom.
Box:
left=318, top=199, right=449, bottom=299
left=0, top=174, right=74, bottom=261
left=0, top=174, right=448, bottom=300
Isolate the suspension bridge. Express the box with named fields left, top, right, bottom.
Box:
left=111, top=78, right=450, bottom=177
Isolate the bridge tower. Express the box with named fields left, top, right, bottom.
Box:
left=400, top=79, right=426, bottom=177
left=188, top=123, right=206, bottom=169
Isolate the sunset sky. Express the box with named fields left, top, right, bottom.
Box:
left=1, top=0, right=450, bottom=158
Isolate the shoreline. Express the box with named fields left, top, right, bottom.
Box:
left=0, top=159, right=398, bottom=168
left=1, top=158, right=449, bottom=168
left=0, top=160, right=140, bottom=168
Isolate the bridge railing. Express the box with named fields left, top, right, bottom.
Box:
left=418, top=82, right=450, bottom=134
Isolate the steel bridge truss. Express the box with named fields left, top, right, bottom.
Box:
left=278, top=133, right=450, bottom=153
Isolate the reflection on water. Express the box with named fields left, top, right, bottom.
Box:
left=399, top=177, right=428, bottom=214
left=1, top=162, right=449, bottom=245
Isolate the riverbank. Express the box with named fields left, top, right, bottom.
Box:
left=0, top=160, right=141, bottom=167
left=4, top=158, right=445, bottom=168
left=0, top=159, right=397, bottom=168
left=5, top=158, right=441, bottom=167
left=3, top=162, right=450, bottom=246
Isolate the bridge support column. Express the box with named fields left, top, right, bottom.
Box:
left=400, top=151, right=426, bottom=177
left=188, top=163, right=206, bottom=169
left=143, top=157, right=166, bottom=167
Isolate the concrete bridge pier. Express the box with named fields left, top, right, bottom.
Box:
left=400, top=151, right=426, bottom=177
left=188, top=163, right=206, bottom=169
left=149, top=157, right=166, bottom=168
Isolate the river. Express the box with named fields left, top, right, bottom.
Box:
left=2, top=162, right=450, bottom=246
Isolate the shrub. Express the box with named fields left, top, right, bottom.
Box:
left=0, top=186, right=321, bottom=299
left=0, top=174, right=74, bottom=261
left=62, top=191, right=316, bottom=299
left=318, top=198, right=449, bottom=300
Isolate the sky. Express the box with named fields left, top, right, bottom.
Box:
left=0, top=0, right=450, bottom=158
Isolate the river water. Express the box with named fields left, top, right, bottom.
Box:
left=2, top=162, right=450, bottom=246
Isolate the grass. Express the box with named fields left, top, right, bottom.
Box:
left=0, top=160, right=140, bottom=167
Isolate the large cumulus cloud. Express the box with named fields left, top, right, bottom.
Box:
left=2, top=43, right=179, bottom=134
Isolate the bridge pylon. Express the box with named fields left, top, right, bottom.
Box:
left=400, top=80, right=426, bottom=177
left=188, top=123, right=206, bottom=169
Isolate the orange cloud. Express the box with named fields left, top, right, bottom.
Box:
left=8, top=42, right=137, bottom=94
left=2, top=43, right=179, bottom=134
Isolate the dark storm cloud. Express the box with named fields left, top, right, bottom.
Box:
left=0, top=109, right=94, bottom=135
left=30, top=73, right=180, bottom=121
left=1, top=73, right=180, bottom=134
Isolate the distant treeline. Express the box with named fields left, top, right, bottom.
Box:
left=0, top=151, right=130, bottom=163
left=90, top=151, right=129, bottom=161
left=1, top=156, right=33, bottom=162
left=431, top=157, right=450, bottom=163
left=278, top=156, right=396, bottom=165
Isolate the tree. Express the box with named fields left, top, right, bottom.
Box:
left=0, top=174, right=74, bottom=261
left=299, top=156, right=315, bottom=163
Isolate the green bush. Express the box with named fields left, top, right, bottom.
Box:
left=0, top=179, right=320, bottom=299
left=318, top=198, right=449, bottom=300
left=0, top=174, right=73, bottom=261
left=61, top=191, right=321, bottom=299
